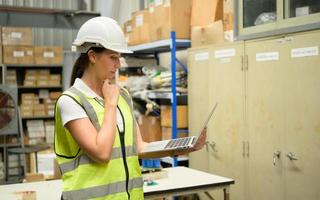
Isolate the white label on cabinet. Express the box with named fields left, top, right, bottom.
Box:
left=194, top=52, right=209, bottom=61
left=291, top=46, right=318, bottom=58
left=11, top=32, right=22, bottom=39
left=214, top=48, right=236, bottom=58
left=13, top=51, right=24, bottom=57
left=256, top=52, right=279, bottom=62
left=136, top=14, right=143, bottom=27
left=44, top=51, right=54, bottom=58
left=126, top=25, right=132, bottom=33
left=155, top=0, right=163, bottom=6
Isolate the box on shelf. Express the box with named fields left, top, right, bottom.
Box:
left=5, top=69, right=17, bottom=86
left=131, top=9, right=152, bottom=45
left=49, top=91, right=62, bottom=100
left=160, top=105, right=188, bottom=128
left=34, top=46, right=63, bottom=65
left=45, top=102, right=55, bottom=116
left=138, top=115, right=162, bottom=142
left=191, top=20, right=225, bottom=47
left=23, top=80, right=36, bottom=87
left=2, top=27, right=33, bottom=45
left=161, top=127, right=188, bottom=140
left=20, top=104, right=33, bottom=117
left=191, top=0, right=223, bottom=27
left=3, top=45, right=34, bottom=64
left=151, top=0, right=192, bottom=41
left=44, top=121, right=54, bottom=144
left=26, top=120, right=45, bottom=139
left=48, top=74, right=61, bottom=86
left=33, top=104, right=46, bottom=116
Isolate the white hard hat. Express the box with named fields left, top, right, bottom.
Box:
left=72, top=16, right=132, bottom=54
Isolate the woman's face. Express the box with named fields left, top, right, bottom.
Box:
left=90, top=49, right=121, bottom=81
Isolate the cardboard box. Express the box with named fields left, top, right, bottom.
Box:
left=2, top=27, right=33, bottom=45
left=131, top=9, right=152, bottom=45
left=23, top=80, right=36, bottom=87
left=191, top=20, right=224, bottom=47
left=223, top=0, right=233, bottom=31
left=138, top=115, right=162, bottom=142
left=49, top=91, right=62, bottom=100
left=162, top=127, right=188, bottom=140
left=152, top=0, right=192, bottom=40
left=34, top=46, right=63, bottom=65
left=3, top=45, right=34, bottom=64
left=191, top=0, right=223, bottom=27
left=160, top=105, right=188, bottom=128
left=20, top=104, right=33, bottom=117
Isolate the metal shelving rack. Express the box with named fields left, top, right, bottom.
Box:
left=128, top=32, right=190, bottom=167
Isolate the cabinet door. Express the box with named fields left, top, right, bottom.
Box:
left=282, top=30, right=320, bottom=200
left=188, top=47, right=211, bottom=172
left=207, top=42, right=246, bottom=200
left=246, top=37, right=286, bottom=200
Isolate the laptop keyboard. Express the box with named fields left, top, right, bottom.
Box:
left=164, top=137, right=192, bottom=149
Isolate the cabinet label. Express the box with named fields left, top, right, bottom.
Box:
left=291, top=46, right=319, bottom=58
left=194, top=52, right=209, bottom=61
left=256, top=52, right=279, bottom=62
left=44, top=51, right=54, bottom=58
left=214, top=48, right=236, bottom=58
left=11, top=32, right=22, bottom=39
left=13, top=51, right=24, bottom=57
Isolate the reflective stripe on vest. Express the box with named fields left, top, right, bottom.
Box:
left=59, top=145, right=137, bottom=174
left=62, top=177, right=143, bottom=200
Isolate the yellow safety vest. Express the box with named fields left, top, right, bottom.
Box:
left=54, top=87, right=143, bottom=200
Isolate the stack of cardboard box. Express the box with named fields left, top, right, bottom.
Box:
left=26, top=120, right=45, bottom=145
left=124, top=0, right=192, bottom=46
left=190, top=0, right=234, bottom=47
left=191, top=0, right=224, bottom=47
left=5, top=69, right=17, bottom=86
left=20, top=93, right=40, bottom=117
left=2, top=27, right=34, bottom=64
left=44, top=121, right=54, bottom=144
left=160, top=105, right=188, bottom=140
left=23, top=69, right=61, bottom=87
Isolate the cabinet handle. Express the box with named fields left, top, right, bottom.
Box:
left=209, top=141, right=218, bottom=152
left=273, top=151, right=281, bottom=166
left=286, top=152, right=298, bottom=161
left=246, top=141, right=249, bottom=157
left=242, top=141, right=245, bottom=157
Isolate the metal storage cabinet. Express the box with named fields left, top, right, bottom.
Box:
left=188, top=42, right=246, bottom=200
left=246, top=36, right=287, bottom=200
left=188, top=47, right=211, bottom=173
left=207, top=42, right=246, bottom=200
left=281, top=30, right=320, bottom=200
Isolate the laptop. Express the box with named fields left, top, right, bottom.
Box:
left=141, top=102, right=218, bottom=153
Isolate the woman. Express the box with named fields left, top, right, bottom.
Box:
left=54, top=17, right=207, bottom=200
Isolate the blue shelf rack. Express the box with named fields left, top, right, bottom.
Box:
left=128, top=32, right=190, bottom=167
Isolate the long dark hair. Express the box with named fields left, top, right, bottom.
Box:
left=70, top=47, right=105, bottom=86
